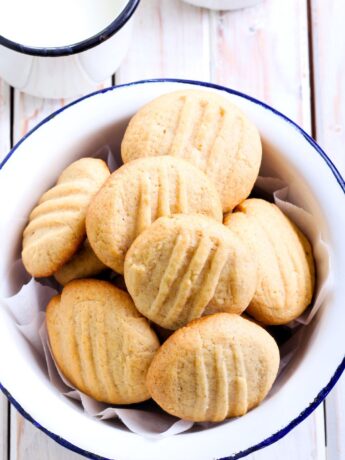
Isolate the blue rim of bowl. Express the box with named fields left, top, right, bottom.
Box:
left=0, top=0, right=140, bottom=57
left=0, top=78, right=344, bottom=460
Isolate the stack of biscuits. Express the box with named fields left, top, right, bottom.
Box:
left=21, top=90, right=315, bottom=423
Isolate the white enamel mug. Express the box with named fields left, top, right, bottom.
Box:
left=0, top=0, right=140, bottom=99
left=182, top=0, right=262, bottom=10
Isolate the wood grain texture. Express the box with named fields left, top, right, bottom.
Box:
left=311, top=0, right=345, bottom=174
left=10, top=410, right=81, bottom=460
left=116, top=0, right=211, bottom=82
left=209, top=0, right=311, bottom=128
left=251, top=405, right=326, bottom=460
left=311, top=1, right=345, bottom=459
left=0, top=392, right=8, bottom=460
left=325, top=374, right=345, bottom=460
left=0, top=79, right=11, bottom=160
left=0, top=79, right=10, bottom=460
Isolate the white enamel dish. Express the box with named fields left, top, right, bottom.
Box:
left=0, top=79, right=344, bottom=460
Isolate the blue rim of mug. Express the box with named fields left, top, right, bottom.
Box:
left=0, top=79, right=344, bottom=460
left=0, top=0, right=140, bottom=57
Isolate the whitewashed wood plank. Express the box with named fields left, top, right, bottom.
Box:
left=325, top=374, right=345, bottom=460
left=0, top=79, right=11, bottom=160
left=251, top=405, right=326, bottom=460
left=311, top=0, right=345, bottom=176
left=0, top=396, right=8, bottom=460
left=116, top=0, right=211, bottom=82
left=10, top=410, right=81, bottom=460
left=209, top=0, right=311, bottom=128
left=10, top=80, right=110, bottom=460
left=0, top=78, right=11, bottom=460
left=311, top=1, right=345, bottom=459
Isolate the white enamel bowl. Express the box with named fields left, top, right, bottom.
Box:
left=0, top=80, right=344, bottom=460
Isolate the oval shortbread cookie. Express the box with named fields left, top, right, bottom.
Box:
left=54, top=239, right=107, bottom=285
left=147, top=313, right=280, bottom=422
left=121, top=90, right=262, bottom=212
left=86, top=156, right=223, bottom=274
left=124, top=214, right=257, bottom=330
left=224, top=198, right=315, bottom=324
left=22, top=158, right=110, bottom=277
left=46, top=279, right=160, bottom=404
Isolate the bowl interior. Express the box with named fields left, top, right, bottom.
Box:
left=0, top=80, right=344, bottom=460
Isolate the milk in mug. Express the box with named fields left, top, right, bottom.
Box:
left=0, top=0, right=127, bottom=48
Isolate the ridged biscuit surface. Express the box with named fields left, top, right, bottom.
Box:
left=124, top=214, right=257, bottom=330
left=86, top=156, right=222, bottom=274
left=121, top=90, right=262, bottom=212
left=22, top=158, right=110, bottom=277
left=147, top=313, right=280, bottom=422
left=224, top=198, right=315, bottom=324
left=54, top=239, right=107, bottom=285
left=46, top=279, right=160, bottom=404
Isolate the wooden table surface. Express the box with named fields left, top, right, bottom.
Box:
left=0, top=0, right=344, bottom=459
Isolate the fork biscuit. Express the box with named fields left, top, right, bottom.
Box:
left=124, top=214, right=257, bottom=330
left=46, top=279, right=160, bottom=404
left=224, top=198, right=315, bottom=324
left=121, top=90, right=262, bottom=212
left=147, top=313, right=280, bottom=422
left=22, top=158, right=110, bottom=277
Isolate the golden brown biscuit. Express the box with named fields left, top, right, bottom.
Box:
left=224, top=198, right=315, bottom=324
left=22, top=158, right=110, bottom=277
left=147, top=313, right=280, bottom=422
left=46, top=279, right=160, bottom=404
left=86, top=156, right=222, bottom=274
left=121, top=90, right=262, bottom=212
left=54, top=239, right=107, bottom=285
left=124, top=214, right=257, bottom=330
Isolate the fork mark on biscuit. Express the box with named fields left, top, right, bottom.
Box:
left=149, top=231, right=190, bottom=317
left=191, top=104, right=223, bottom=169
left=169, top=96, right=197, bottom=158
left=91, top=305, right=114, bottom=402
left=214, top=345, right=229, bottom=421
left=30, top=199, right=88, bottom=220
left=205, top=109, right=229, bottom=172
left=82, top=304, right=102, bottom=397
left=157, top=164, right=170, bottom=217
left=165, top=237, right=213, bottom=327
left=176, top=172, right=188, bottom=214
left=186, top=100, right=210, bottom=166
left=230, top=341, right=248, bottom=416
left=40, top=181, right=93, bottom=203
left=187, top=241, right=229, bottom=322
left=255, top=217, right=288, bottom=311
left=99, top=307, right=123, bottom=402
left=24, top=210, right=82, bottom=236
left=136, top=174, right=152, bottom=236
left=70, top=305, right=86, bottom=391
left=194, top=349, right=209, bottom=420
